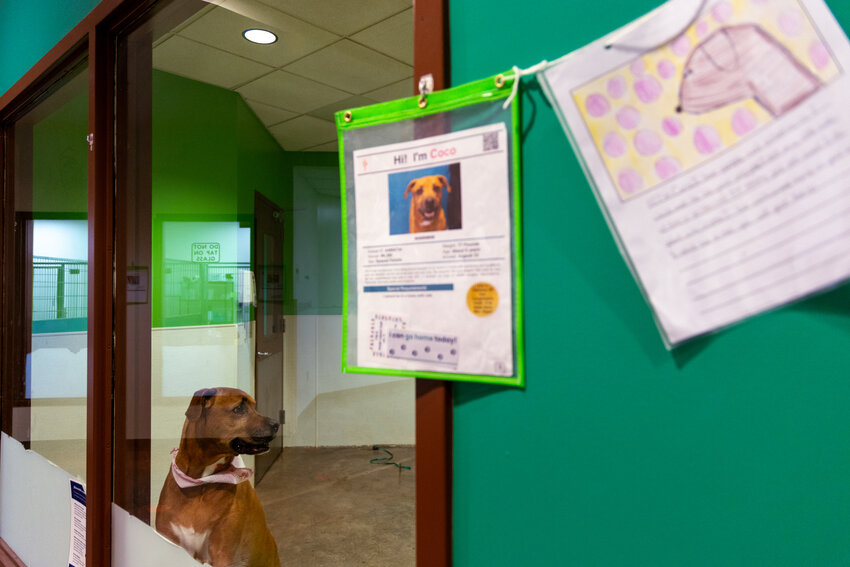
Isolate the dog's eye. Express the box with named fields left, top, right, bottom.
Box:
left=416, top=188, right=424, bottom=195
left=232, top=403, right=246, bottom=415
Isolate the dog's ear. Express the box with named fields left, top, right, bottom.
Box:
left=405, top=179, right=417, bottom=199
left=186, top=388, right=217, bottom=421
left=436, top=175, right=451, bottom=193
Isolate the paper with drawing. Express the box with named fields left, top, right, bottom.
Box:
left=541, top=0, right=850, bottom=345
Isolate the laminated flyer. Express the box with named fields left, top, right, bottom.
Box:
left=353, top=124, right=513, bottom=376
left=540, top=0, right=850, bottom=346
left=337, top=73, right=524, bottom=386
left=69, top=480, right=86, bottom=567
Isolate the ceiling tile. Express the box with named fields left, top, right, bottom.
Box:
left=350, top=9, right=413, bottom=65
left=283, top=39, right=411, bottom=94
left=306, top=95, right=377, bottom=122
left=303, top=140, right=339, bottom=153
left=269, top=115, right=337, bottom=151
left=256, top=0, right=412, bottom=36
left=363, top=77, right=413, bottom=102
left=236, top=70, right=351, bottom=113
left=243, top=99, right=298, bottom=126
left=179, top=4, right=339, bottom=68
left=153, top=35, right=274, bottom=90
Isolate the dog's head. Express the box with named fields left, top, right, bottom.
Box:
left=184, top=387, right=279, bottom=456
left=677, top=26, right=751, bottom=115
left=405, top=175, right=451, bottom=223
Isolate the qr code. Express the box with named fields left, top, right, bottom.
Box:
left=482, top=131, right=499, bottom=151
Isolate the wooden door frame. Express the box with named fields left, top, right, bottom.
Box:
left=253, top=190, right=285, bottom=483
left=0, top=1, right=452, bottom=566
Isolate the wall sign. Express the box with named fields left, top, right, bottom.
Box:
left=336, top=73, right=525, bottom=386
left=191, top=242, right=220, bottom=263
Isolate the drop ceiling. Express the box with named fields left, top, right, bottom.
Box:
left=153, top=0, right=413, bottom=152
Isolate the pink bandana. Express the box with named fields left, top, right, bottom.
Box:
left=170, top=448, right=254, bottom=488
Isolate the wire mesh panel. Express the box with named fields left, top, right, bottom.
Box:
left=161, top=260, right=250, bottom=325
left=32, top=256, right=88, bottom=321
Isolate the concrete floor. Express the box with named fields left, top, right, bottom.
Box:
left=255, top=446, right=416, bottom=567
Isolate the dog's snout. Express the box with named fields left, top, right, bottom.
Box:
left=268, top=419, right=280, bottom=435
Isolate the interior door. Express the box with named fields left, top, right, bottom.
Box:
left=254, top=192, right=284, bottom=482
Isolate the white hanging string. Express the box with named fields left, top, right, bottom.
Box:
left=502, top=60, right=550, bottom=109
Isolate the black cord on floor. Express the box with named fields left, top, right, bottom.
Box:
left=370, top=445, right=411, bottom=470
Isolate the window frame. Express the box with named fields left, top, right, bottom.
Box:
left=0, top=1, right=452, bottom=566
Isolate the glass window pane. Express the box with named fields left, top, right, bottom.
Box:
left=0, top=62, right=89, bottom=566
left=114, top=2, right=415, bottom=566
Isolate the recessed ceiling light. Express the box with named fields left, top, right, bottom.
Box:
left=243, top=29, right=277, bottom=45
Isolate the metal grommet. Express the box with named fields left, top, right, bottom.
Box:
left=495, top=74, right=506, bottom=88
left=418, top=94, right=428, bottom=109
left=344, top=110, right=352, bottom=122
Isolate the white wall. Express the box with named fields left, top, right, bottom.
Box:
left=283, top=314, right=415, bottom=447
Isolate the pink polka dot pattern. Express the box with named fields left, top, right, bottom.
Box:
left=634, top=130, right=662, bottom=156
left=778, top=11, right=802, bottom=36
left=672, top=35, right=691, bottom=57
left=603, top=132, right=627, bottom=158
left=634, top=76, right=662, bottom=103
left=655, top=156, right=681, bottom=180
left=694, top=125, right=722, bottom=155
left=731, top=108, right=757, bottom=136
left=809, top=41, right=830, bottom=69
left=616, top=106, right=641, bottom=129
left=618, top=168, right=644, bottom=194
left=662, top=117, right=682, bottom=137
left=696, top=20, right=709, bottom=37
left=585, top=93, right=610, bottom=117
left=630, top=59, right=646, bottom=77
left=657, top=59, right=676, bottom=80
left=711, top=1, right=733, bottom=23
left=607, top=75, right=627, bottom=99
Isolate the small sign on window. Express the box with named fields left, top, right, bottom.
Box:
left=191, top=242, right=220, bottom=263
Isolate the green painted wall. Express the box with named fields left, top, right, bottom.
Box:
left=0, top=0, right=99, bottom=95
left=32, top=89, right=89, bottom=215
left=151, top=70, right=340, bottom=326
left=450, top=1, right=850, bottom=566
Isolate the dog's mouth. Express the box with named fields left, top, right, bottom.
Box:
left=419, top=207, right=437, bottom=220
left=230, top=437, right=271, bottom=455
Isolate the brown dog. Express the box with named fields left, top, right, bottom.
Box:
left=405, top=175, right=451, bottom=233
left=156, top=387, right=281, bottom=567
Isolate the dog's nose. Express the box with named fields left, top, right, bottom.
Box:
left=269, top=419, right=280, bottom=435
left=675, top=105, right=682, bottom=113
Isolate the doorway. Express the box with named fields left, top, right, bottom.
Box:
left=254, top=191, right=284, bottom=482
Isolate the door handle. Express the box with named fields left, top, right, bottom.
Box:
left=257, top=351, right=272, bottom=359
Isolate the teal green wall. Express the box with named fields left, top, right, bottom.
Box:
left=0, top=0, right=99, bottom=95
left=451, top=1, right=850, bottom=566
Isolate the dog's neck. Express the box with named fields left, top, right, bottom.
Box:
left=175, top=434, right=239, bottom=479
left=171, top=448, right=253, bottom=488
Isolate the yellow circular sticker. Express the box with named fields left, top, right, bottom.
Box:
left=466, top=283, right=498, bottom=317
